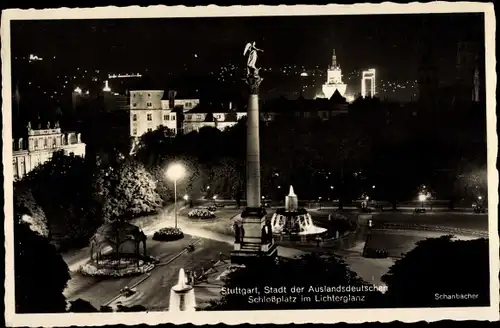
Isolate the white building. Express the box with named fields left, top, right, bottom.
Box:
left=13, top=122, right=86, bottom=180
left=129, top=90, right=204, bottom=138
left=321, top=49, right=347, bottom=99
left=183, top=102, right=246, bottom=134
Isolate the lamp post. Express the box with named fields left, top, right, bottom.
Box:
left=167, top=163, right=186, bottom=229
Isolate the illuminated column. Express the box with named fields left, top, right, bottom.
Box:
left=231, top=74, right=278, bottom=265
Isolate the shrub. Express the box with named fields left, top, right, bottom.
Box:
left=152, top=227, right=184, bottom=241
left=188, top=208, right=216, bottom=220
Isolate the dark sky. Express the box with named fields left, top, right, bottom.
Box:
left=10, top=13, right=484, bottom=80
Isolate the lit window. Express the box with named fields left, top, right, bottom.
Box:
left=187, top=115, right=192, bottom=120
left=147, top=114, right=152, bottom=121
left=164, top=114, right=169, bottom=121
left=133, top=114, right=137, bottom=121
left=196, top=115, right=202, bottom=120
left=53, top=138, right=57, bottom=147
left=44, top=138, right=48, bottom=148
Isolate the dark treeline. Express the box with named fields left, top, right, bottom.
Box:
left=135, top=96, right=488, bottom=207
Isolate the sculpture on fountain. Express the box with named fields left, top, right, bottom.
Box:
left=270, top=186, right=327, bottom=236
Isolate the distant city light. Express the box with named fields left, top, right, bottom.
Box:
left=478, top=196, right=483, bottom=200
left=418, top=194, right=427, bottom=202
left=300, top=72, right=308, bottom=77
left=74, top=87, right=82, bottom=94
left=372, top=185, right=376, bottom=189
left=108, top=73, right=143, bottom=79
left=28, top=54, right=43, bottom=62
left=103, top=80, right=111, bottom=92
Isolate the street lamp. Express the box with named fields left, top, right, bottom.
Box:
left=418, top=193, right=426, bottom=209
left=166, top=163, right=186, bottom=229
left=213, top=195, right=217, bottom=206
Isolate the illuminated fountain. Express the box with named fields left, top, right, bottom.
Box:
left=169, top=268, right=196, bottom=312
left=270, top=186, right=327, bottom=236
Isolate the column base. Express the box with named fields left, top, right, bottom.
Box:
left=231, top=243, right=278, bottom=266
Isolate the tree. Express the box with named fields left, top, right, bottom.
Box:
left=14, top=184, right=49, bottom=238
left=206, top=157, right=243, bottom=199
left=206, top=253, right=383, bottom=310
left=20, top=151, right=102, bottom=249
left=382, top=236, right=490, bottom=307
left=95, top=159, right=162, bottom=221
left=452, top=158, right=488, bottom=204
left=14, top=218, right=70, bottom=313
left=135, top=126, right=176, bottom=167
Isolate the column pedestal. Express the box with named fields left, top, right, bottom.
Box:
left=231, top=207, right=278, bottom=266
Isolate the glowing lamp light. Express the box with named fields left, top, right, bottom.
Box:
left=300, top=72, right=308, bottom=77
left=74, top=87, right=82, bottom=94
left=183, top=194, right=189, bottom=201
left=418, top=194, right=427, bottom=202
left=372, top=185, right=376, bottom=189
left=261, top=196, right=265, bottom=199
left=206, top=186, right=210, bottom=190
left=478, top=196, right=483, bottom=200
left=365, top=196, right=370, bottom=200
left=330, top=186, right=334, bottom=190
left=213, top=195, right=218, bottom=200
left=103, top=80, right=111, bottom=92
left=166, top=163, right=186, bottom=182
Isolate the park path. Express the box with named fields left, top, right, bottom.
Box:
left=61, top=204, right=305, bottom=272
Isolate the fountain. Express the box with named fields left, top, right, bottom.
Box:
left=270, top=186, right=327, bottom=236
left=169, top=268, right=196, bottom=312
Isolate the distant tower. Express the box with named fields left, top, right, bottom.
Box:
left=321, top=49, right=347, bottom=98
left=361, top=69, right=376, bottom=98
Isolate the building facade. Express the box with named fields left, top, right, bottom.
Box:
left=183, top=102, right=246, bottom=134
left=12, top=122, right=86, bottom=180
left=321, top=49, right=347, bottom=98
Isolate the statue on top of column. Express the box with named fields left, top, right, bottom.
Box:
left=243, top=42, right=264, bottom=78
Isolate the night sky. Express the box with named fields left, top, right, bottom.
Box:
left=10, top=12, right=485, bottom=81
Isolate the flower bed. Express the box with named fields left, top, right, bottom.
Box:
left=79, top=256, right=159, bottom=278
left=188, top=208, right=216, bottom=220
left=152, top=227, right=184, bottom=241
